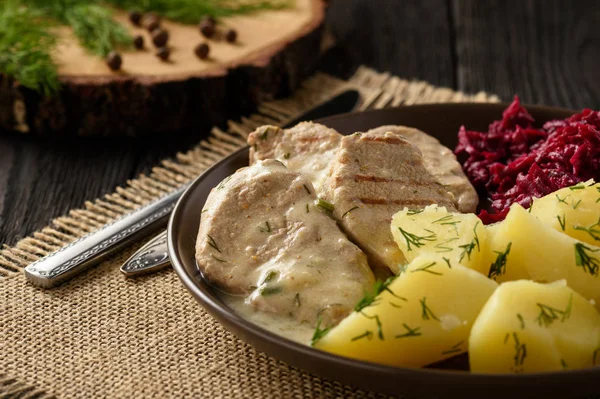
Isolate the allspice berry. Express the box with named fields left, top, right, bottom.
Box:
left=133, top=35, right=144, bottom=50
left=156, top=47, right=170, bottom=61
left=199, top=20, right=215, bottom=38
left=128, top=10, right=142, bottom=26
left=194, top=43, right=210, bottom=60
left=106, top=51, right=122, bottom=71
left=151, top=29, right=169, bottom=48
left=143, top=12, right=161, bottom=32
left=225, top=29, right=237, bottom=43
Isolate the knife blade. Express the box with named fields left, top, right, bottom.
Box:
left=24, top=89, right=361, bottom=288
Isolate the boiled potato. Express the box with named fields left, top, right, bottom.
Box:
left=391, top=205, right=490, bottom=275
left=313, top=254, right=498, bottom=367
left=469, top=279, right=600, bottom=373
left=530, top=180, right=600, bottom=246
left=488, top=203, right=600, bottom=308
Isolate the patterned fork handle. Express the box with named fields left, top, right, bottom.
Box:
left=121, top=230, right=170, bottom=276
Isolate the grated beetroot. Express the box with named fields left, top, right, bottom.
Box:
left=454, top=96, right=600, bottom=223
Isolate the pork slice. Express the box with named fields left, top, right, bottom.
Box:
left=323, top=131, right=458, bottom=274
left=196, top=159, right=374, bottom=327
left=248, top=122, right=342, bottom=196
left=366, top=125, right=479, bottom=213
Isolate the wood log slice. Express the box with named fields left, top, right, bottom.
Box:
left=0, top=0, right=325, bottom=137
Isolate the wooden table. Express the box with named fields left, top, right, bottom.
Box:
left=0, top=0, right=598, bottom=246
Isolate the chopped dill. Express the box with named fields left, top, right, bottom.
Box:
left=510, top=332, right=527, bottom=367
left=432, top=215, right=454, bottom=224
left=310, top=317, right=330, bottom=346
left=210, top=254, right=226, bottom=263
left=294, top=293, right=301, bottom=307
left=354, top=276, right=405, bottom=312
left=260, top=286, right=282, bottom=296
left=360, top=312, right=384, bottom=340
left=434, top=237, right=458, bottom=253
left=569, top=182, right=587, bottom=190
left=306, top=203, right=309, bottom=213
left=458, top=222, right=481, bottom=262
left=560, top=359, right=568, bottom=369
left=303, top=184, right=311, bottom=194
left=441, top=340, right=464, bottom=355
left=410, top=261, right=443, bottom=276
left=351, top=330, right=373, bottom=341
left=573, top=218, right=600, bottom=241
left=535, top=294, right=572, bottom=327
left=260, top=270, right=278, bottom=285
left=207, top=234, right=221, bottom=252
left=258, top=221, right=272, bottom=233
left=395, top=323, right=421, bottom=339
left=406, top=209, right=424, bottom=215
left=557, top=214, right=566, bottom=231
left=488, top=242, right=511, bottom=280
left=419, top=297, right=439, bottom=321
left=284, top=153, right=291, bottom=159
left=571, top=199, right=582, bottom=210
left=341, top=206, right=359, bottom=218
left=216, top=175, right=233, bottom=190
left=556, top=194, right=570, bottom=204
left=316, top=199, right=334, bottom=212
left=397, top=227, right=436, bottom=251
left=442, top=257, right=452, bottom=268
left=516, top=313, right=525, bottom=329
left=574, top=243, right=600, bottom=276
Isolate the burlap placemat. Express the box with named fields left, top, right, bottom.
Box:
left=0, top=67, right=499, bottom=399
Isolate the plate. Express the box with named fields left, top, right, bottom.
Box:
left=168, top=103, right=598, bottom=398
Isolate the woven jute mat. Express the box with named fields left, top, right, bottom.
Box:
left=0, top=67, right=499, bottom=399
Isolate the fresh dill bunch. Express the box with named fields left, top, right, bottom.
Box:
left=23, top=0, right=132, bottom=57
left=0, top=1, right=59, bottom=95
left=104, top=0, right=291, bottom=24
left=64, top=4, right=132, bottom=57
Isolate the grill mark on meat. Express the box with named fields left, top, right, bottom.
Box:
left=352, top=174, right=437, bottom=187
left=359, top=136, right=410, bottom=145
left=358, top=198, right=439, bottom=206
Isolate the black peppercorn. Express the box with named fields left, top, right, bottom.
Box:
left=129, top=10, right=142, bottom=26
left=133, top=35, right=144, bottom=50
left=151, top=29, right=169, bottom=47
left=225, top=29, right=237, bottom=43
left=199, top=20, right=215, bottom=38
left=156, top=47, right=170, bottom=61
left=106, top=51, right=122, bottom=71
left=194, top=43, right=210, bottom=60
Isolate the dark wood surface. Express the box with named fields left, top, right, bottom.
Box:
left=1, top=0, right=599, bottom=246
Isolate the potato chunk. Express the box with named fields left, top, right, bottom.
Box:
left=530, top=180, right=600, bottom=246
left=313, top=254, right=498, bottom=367
left=469, top=280, right=600, bottom=373
left=488, top=203, right=600, bottom=307
left=391, top=205, right=490, bottom=275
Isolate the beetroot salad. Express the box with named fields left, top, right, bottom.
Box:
left=455, top=96, right=600, bottom=223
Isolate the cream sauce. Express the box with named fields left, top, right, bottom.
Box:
left=222, top=293, right=314, bottom=344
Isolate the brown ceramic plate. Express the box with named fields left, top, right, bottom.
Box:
left=168, top=103, right=598, bottom=398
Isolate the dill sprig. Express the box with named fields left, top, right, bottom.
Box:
left=0, top=1, right=59, bottom=95
left=310, top=317, right=331, bottom=346
left=105, top=0, right=290, bottom=25
left=354, top=276, right=405, bottom=312
left=574, top=243, right=600, bottom=276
